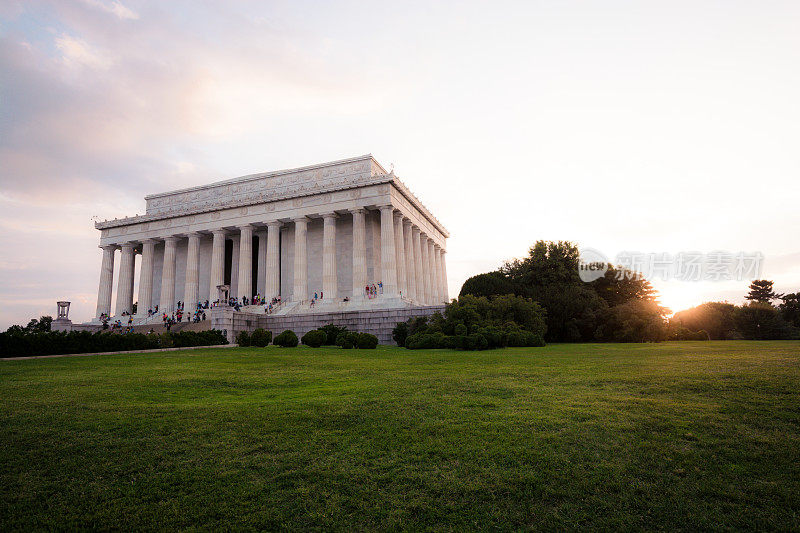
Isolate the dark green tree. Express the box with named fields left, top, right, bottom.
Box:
left=459, top=271, right=517, bottom=298
left=735, top=302, right=797, bottom=340
left=458, top=240, right=667, bottom=342
left=672, top=302, right=738, bottom=340
left=594, top=299, right=668, bottom=342
left=590, top=266, right=658, bottom=307
left=745, top=280, right=780, bottom=304
left=499, top=241, right=606, bottom=341
left=778, top=292, right=800, bottom=328
left=24, top=316, right=53, bottom=333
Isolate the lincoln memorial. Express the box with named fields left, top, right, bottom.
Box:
left=88, top=155, right=449, bottom=340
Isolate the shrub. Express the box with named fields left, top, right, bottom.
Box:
left=160, top=331, right=174, bottom=348
left=524, top=332, right=546, bottom=347
left=392, top=321, right=409, bottom=347
left=454, top=323, right=468, bottom=336
left=319, top=324, right=348, bottom=345
left=235, top=330, right=251, bottom=347
left=0, top=328, right=227, bottom=358
left=406, top=332, right=446, bottom=350
left=357, top=332, right=379, bottom=349
left=274, top=330, right=299, bottom=348
left=250, top=328, right=272, bottom=347
left=336, top=332, right=354, bottom=349
left=301, top=329, right=326, bottom=348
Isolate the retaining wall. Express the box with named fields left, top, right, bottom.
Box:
left=212, top=305, right=446, bottom=344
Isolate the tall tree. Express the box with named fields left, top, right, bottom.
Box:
left=591, top=266, right=658, bottom=307
left=779, top=292, right=800, bottom=328
left=459, top=271, right=517, bottom=298
left=24, top=316, right=52, bottom=333
left=672, top=302, right=738, bottom=340
left=745, top=280, right=780, bottom=304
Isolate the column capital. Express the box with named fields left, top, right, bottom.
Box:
left=186, top=231, right=202, bottom=238
left=238, top=223, right=254, bottom=231
left=434, top=243, right=442, bottom=251
left=163, top=235, right=180, bottom=244
left=393, top=210, right=405, bottom=221
left=99, top=244, right=119, bottom=252
left=349, top=207, right=366, bottom=215
left=378, top=204, right=395, bottom=213
left=141, top=238, right=158, bottom=245
left=292, top=215, right=309, bottom=223
left=266, top=220, right=282, bottom=228
left=212, top=228, right=227, bottom=236
left=120, top=242, right=137, bottom=251
left=402, top=218, right=413, bottom=228
left=320, top=211, right=338, bottom=219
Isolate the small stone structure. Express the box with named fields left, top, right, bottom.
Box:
left=51, top=301, right=73, bottom=332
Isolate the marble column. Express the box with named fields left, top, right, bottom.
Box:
left=256, top=229, right=267, bottom=297
left=292, top=217, right=308, bottom=301
left=137, top=239, right=156, bottom=316
left=351, top=208, right=367, bottom=299
left=184, top=232, right=201, bottom=309
left=371, top=212, right=381, bottom=284
left=393, top=212, right=406, bottom=298
left=403, top=220, right=416, bottom=302
left=230, top=237, right=240, bottom=295
left=95, top=245, right=117, bottom=318
left=115, top=243, right=136, bottom=316
left=413, top=227, right=426, bottom=304
left=160, top=236, right=178, bottom=314
left=237, top=224, right=253, bottom=301
left=420, top=234, right=432, bottom=305
left=433, top=245, right=444, bottom=304
left=209, top=229, right=226, bottom=300
left=322, top=212, right=338, bottom=299
left=379, top=206, right=398, bottom=297
left=427, top=239, right=438, bottom=304
left=265, top=222, right=281, bottom=299
left=440, top=247, right=449, bottom=301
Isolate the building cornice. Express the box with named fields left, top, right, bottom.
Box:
left=95, top=155, right=448, bottom=237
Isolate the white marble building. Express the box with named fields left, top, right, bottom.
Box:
left=93, top=155, right=449, bottom=320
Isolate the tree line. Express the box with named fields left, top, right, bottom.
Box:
left=459, top=240, right=799, bottom=342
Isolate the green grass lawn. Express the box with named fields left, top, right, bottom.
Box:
left=1, top=341, right=799, bottom=530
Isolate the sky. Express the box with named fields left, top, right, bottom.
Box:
left=1, top=0, right=799, bottom=328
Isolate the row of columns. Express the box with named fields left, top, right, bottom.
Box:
left=95, top=206, right=448, bottom=318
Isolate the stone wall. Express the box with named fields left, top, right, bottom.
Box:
left=212, top=305, right=446, bottom=345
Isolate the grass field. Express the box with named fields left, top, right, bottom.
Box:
left=1, top=341, right=799, bottom=530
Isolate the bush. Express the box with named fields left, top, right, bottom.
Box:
left=357, top=333, right=379, bottom=349
left=235, top=330, right=251, bottom=347
left=301, top=329, right=326, bottom=348
left=406, top=332, right=446, bottom=350
left=392, top=321, right=409, bottom=347
left=0, top=328, right=227, bottom=358
left=250, top=328, right=272, bottom=347
left=395, top=295, right=548, bottom=350
left=336, top=332, right=354, bottom=349
left=524, top=332, right=546, bottom=347
left=319, top=324, right=348, bottom=345
left=274, top=330, right=299, bottom=348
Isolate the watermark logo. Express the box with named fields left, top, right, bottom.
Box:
left=578, top=248, right=609, bottom=282
left=577, top=249, right=764, bottom=282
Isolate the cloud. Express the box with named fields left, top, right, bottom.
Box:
left=80, top=0, right=138, bottom=20
left=55, top=33, right=112, bottom=69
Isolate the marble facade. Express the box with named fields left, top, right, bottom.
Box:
left=93, top=155, right=449, bottom=320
